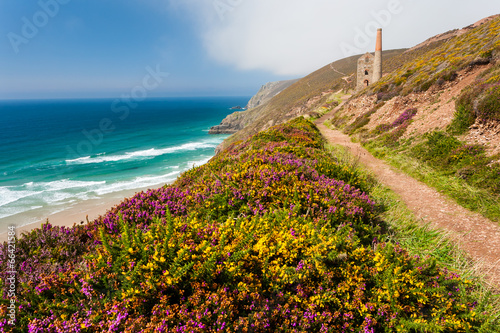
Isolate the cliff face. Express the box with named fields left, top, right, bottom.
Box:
left=208, top=79, right=298, bottom=135
left=207, top=110, right=253, bottom=134
left=246, top=79, right=299, bottom=109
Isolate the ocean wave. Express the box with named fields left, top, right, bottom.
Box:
left=94, top=171, right=180, bottom=195
left=65, top=138, right=222, bottom=165
left=0, top=155, right=214, bottom=220
left=37, top=179, right=106, bottom=192
left=0, top=187, right=43, bottom=208
left=0, top=205, right=44, bottom=220
left=0, top=180, right=105, bottom=208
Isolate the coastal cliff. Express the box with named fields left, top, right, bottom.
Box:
left=207, top=110, right=249, bottom=134
left=210, top=16, right=500, bottom=153
left=246, top=79, right=299, bottom=109
left=208, top=79, right=298, bottom=135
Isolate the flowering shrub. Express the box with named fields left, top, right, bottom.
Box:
left=449, top=145, right=485, bottom=164
left=409, top=131, right=500, bottom=196
left=370, top=108, right=418, bottom=147
left=0, top=118, right=496, bottom=332
left=391, top=108, right=418, bottom=128
left=376, top=91, right=397, bottom=102
left=344, top=109, right=377, bottom=135
left=0, top=223, right=93, bottom=294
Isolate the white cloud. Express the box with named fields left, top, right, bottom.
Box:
left=170, top=0, right=500, bottom=76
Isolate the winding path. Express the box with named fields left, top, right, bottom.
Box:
left=315, top=111, right=500, bottom=288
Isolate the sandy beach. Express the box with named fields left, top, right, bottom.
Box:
left=0, top=185, right=169, bottom=243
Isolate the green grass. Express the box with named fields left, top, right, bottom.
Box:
left=364, top=143, right=500, bottom=222
left=448, top=104, right=476, bottom=134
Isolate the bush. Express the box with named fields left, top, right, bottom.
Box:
left=448, top=105, right=476, bottom=134
left=450, top=64, right=500, bottom=131
left=372, top=123, right=392, bottom=135
left=410, top=131, right=500, bottom=196
left=419, top=78, right=437, bottom=92
left=477, top=85, right=500, bottom=122
left=411, top=132, right=462, bottom=167
left=376, top=91, right=397, bottom=101
left=391, top=108, right=418, bottom=127
left=369, top=108, right=418, bottom=147
left=344, top=109, right=377, bottom=135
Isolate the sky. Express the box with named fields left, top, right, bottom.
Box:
left=0, top=0, right=499, bottom=99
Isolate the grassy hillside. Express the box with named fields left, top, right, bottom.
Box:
left=218, top=49, right=407, bottom=150
left=2, top=118, right=498, bottom=332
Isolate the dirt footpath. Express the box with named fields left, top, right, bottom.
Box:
left=315, top=114, right=500, bottom=288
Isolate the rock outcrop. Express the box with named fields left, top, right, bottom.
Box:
left=209, top=79, right=299, bottom=135
left=246, top=79, right=299, bottom=110
left=208, top=111, right=247, bottom=134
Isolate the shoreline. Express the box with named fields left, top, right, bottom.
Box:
left=0, top=184, right=172, bottom=243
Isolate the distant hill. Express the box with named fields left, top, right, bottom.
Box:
left=246, top=79, right=300, bottom=110
left=213, top=49, right=406, bottom=150
left=209, top=79, right=299, bottom=135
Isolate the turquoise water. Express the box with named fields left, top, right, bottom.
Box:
left=0, top=97, right=248, bottom=226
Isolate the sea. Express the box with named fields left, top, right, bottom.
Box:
left=0, top=97, right=248, bottom=229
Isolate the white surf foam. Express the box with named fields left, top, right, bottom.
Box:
left=0, top=186, right=43, bottom=207
left=94, top=171, right=180, bottom=195
left=186, top=156, right=212, bottom=169
left=0, top=179, right=106, bottom=217
left=65, top=138, right=222, bottom=165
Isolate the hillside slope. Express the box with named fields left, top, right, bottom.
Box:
left=246, top=79, right=299, bottom=110
left=3, top=15, right=500, bottom=332
left=316, top=113, right=500, bottom=287
left=209, top=79, right=299, bottom=135
left=325, top=15, right=500, bottom=221
left=215, top=16, right=500, bottom=153
left=214, top=49, right=406, bottom=151
left=331, top=16, right=500, bottom=156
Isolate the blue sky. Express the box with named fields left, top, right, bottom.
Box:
left=0, top=0, right=499, bottom=99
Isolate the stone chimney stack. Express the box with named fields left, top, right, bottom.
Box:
left=373, top=28, right=382, bottom=83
